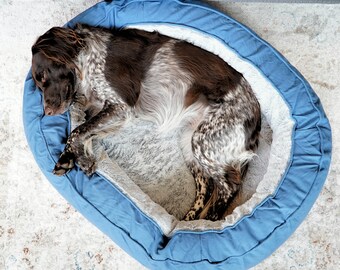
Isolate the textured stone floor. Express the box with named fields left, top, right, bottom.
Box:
left=0, top=1, right=339, bottom=269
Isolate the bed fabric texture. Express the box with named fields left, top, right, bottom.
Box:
left=23, top=0, right=332, bottom=269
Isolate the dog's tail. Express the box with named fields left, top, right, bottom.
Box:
left=198, top=165, right=244, bottom=221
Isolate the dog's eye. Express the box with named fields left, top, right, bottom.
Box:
left=35, top=73, right=42, bottom=82
left=65, top=84, right=72, bottom=99
left=36, top=71, right=47, bottom=83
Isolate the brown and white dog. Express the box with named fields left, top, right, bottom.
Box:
left=31, top=24, right=261, bottom=221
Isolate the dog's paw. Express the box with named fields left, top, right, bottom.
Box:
left=53, top=150, right=75, bottom=176
left=183, top=210, right=197, bottom=221
left=77, top=155, right=97, bottom=176
left=203, top=210, right=220, bottom=222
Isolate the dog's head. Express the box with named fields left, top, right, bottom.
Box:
left=32, top=27, right=84, bottom=116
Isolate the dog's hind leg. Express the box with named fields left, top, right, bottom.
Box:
left=182, top=156, right=243, bottom=221
left=183, top=164, right=211, bottom=221
left=182, top=98, right=259, bottom=221
left=53, top=101, right=130, bottom=176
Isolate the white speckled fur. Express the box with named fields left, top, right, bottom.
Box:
left=75, top=27, right=122, bottom=109
left=135, top=40, right=208, bottom=132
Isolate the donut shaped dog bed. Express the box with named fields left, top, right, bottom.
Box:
left=23, top=0, right=332, bottom=269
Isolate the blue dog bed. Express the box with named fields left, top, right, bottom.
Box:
left=23, top=0, right=332, bottom=269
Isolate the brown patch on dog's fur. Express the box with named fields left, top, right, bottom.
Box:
left=184, top=86, right=202, bottom=108
left=174, top=41, right=242, bottom=101
left=104, top=29, right=170, bottom=106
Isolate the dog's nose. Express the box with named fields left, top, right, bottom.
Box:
left=44, top=106, right=54, bottom=116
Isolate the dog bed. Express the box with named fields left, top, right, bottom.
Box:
left=23, top=0, right=332, bottom=269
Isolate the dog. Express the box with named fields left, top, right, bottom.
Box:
left=31, top=24, right=261, bottom=221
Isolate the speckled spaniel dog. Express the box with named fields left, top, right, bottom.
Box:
left=31, top=24, right=261, bottom=221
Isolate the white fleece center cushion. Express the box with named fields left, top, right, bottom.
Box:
left=70, top=24, right=294, bottom=235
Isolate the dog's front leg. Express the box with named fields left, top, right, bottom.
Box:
left=69, top=93, right=88, bottom=128
left=53, top=101, right=129, bottom=176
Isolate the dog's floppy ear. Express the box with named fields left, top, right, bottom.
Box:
left=32, top=26, right=84, bottom=81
